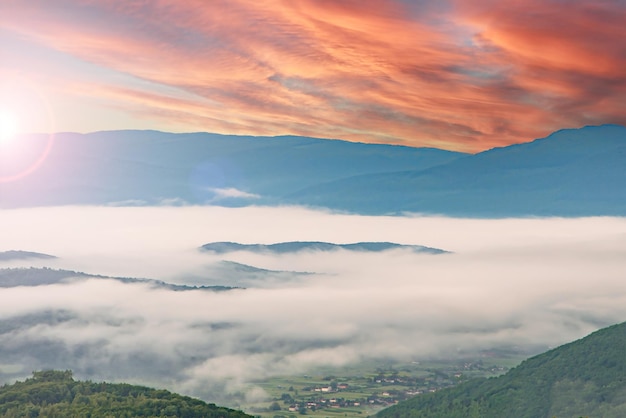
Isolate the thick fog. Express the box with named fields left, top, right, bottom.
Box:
left=0, top=206, right=625, bottom=404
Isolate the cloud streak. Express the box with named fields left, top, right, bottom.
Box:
left=1, top=1, right=624, bottom=151
left=208, top=187, right=261, bottom=201
left=0, top=206, right=625, bottom=405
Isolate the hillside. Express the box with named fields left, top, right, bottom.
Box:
left=290, top=124, right=626, bottom=216
left=200, top=241, right=447, bottom=254
left=0, top=251, right=56, bottom=261
left=376, top=321, right=626, bottom=418
left=178, top=260, right=313, bottom=289
left=0, top=267, right=237, bottom=291
left=0, top=370, right=251, bottom=418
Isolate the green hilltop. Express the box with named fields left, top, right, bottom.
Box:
left=376, top=321, right=626, bottom=418
left=0, top=370, right=252, bottom=418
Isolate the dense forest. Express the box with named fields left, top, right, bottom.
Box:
left=376, top=321, right=626, bottom=418
left=0, top=370, right=252, bottom=418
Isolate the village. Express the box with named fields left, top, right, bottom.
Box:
left=244, top=358, right=516, bottom=418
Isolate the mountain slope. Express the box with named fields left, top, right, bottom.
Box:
left=376, top=321, right=626, bottom=418
left=0, top=131, right=465, bottom=208
left=0, top=370, right=251, bottom=418
left=290, top=124, right=626, bottom=216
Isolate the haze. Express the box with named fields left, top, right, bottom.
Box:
left=1, top=205, right=624, bottom=404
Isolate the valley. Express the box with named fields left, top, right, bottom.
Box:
left=238, top=354, right=527, bottom=418
left=0, top=126, right=625, bottom=415
left=2, top=2, right=625, bottom=415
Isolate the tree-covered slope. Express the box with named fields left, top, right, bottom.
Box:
left=0, top=370, right=252, bottom=418
left=377, top=321, right=626, bottom=418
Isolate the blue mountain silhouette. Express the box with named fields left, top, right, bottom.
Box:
left=2, top=124, right=623, bottom=217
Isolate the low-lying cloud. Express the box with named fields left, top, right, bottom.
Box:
left=0, top=206, right=625, bottom=405
left=207, top=187, right=261, bottom=201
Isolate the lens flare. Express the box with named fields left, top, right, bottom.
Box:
left=0, top=111, right=18, bottom=143
left=0, top=76, right=56, bottom=183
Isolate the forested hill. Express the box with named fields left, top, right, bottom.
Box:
left=0, top=370, right=252, bottom=418
left=376, top=321, right=626, bottom=418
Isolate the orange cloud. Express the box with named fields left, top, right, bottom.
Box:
left=456, top=0, right=626, bottom=126
left=0, top=0, right=624, bottom=151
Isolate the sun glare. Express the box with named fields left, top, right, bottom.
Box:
left=0, top=111, right=19, bottom=143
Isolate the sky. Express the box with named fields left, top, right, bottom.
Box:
left=1, top=0, right=625, bottom=152
left=1, top=206, right=625, bottom=404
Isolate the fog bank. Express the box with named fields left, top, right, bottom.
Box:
left=0, top=206, right=624, bottom=403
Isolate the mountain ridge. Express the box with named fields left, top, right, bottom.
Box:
left=2, top=124, right=624, bottom=217
left=0, top=250, right=57, bottom=261
left=288, top=124, right=626, bottom=216
left=1, top=129, right=465, bottom=209
left=0, top=267, right=237, bottom=292
left=200, top=241, right=448, bottom=254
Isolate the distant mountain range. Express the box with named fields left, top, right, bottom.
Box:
left=1, top=130, right=462, bottom=208
left=291, top=124, right=626, bottom=216
left=2, top=124, right=624, bottom=216
left=377, top=321, right=626, bottom=418
left=200, top=241, right=447, bottom=254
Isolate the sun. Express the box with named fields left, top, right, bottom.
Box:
left=0, top=110, right=19, bottom=144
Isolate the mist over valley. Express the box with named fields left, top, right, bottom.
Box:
left=1, top=205, right=624, bottom=408
left=2, top=1, right=626, bottom=414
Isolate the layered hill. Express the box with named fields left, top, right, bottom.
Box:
left=0, top=370, right=251, bottom=418
left=1, top=124, right=624, bottom=216
left=376, top=321, right=626, bottom=418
